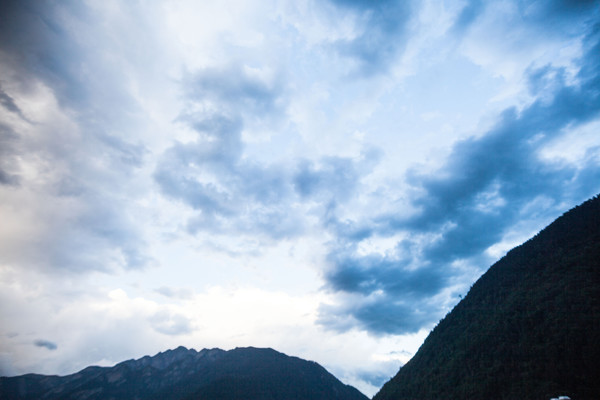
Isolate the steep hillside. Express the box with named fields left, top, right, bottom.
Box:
left=0, top=347, right=367, bottom=400
left=375, top=195, right=600, bottom=400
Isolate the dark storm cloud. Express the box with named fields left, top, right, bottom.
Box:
left=350, top=296, right=438, bottom=335
left=325, top=250, right=447, bottom=298
left=396, top=23, right=600, bottom=256
left=0, top=1, right=150, bottom=273
left=34, top=339, right=57, bottom=350
left=1, top=1, right=93, bottom=107
left=319, top=17, right=600, bottom=336
left=0, top=0, right=139, bottom=123
left=320, top=291, right=441, bottom=335
left=328, top=0, right=414, bottom=76
left=319, top=239, right=455, bottom=334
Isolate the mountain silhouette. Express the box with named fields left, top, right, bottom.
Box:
left=0, top=346, right=368, bottom=400
left=374, top=195, right=600, bottom=400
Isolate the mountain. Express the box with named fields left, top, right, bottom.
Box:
left=374, top=195, right=600, bottom=400
left=0, top=346, right=368, bottom=400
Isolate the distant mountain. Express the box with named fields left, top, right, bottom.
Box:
left=0, top=346, right=368, bottom=400
left=374, top=195, right=600, bottom=400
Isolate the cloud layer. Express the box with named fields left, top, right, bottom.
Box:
left=1, top=0, right=599, bottom=396
left=0, top=1, right=150, bottom=274
left=317, top=8, right=600, bottom=335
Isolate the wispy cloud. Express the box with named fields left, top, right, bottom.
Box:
left=154, top=63, right=379, bottom=241
left=154, top=65, right=299, bottom=239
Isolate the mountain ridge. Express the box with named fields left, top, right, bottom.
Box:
left=0, top=346, right=368, bottom=400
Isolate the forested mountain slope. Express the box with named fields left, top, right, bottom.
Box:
left=375, top=195, right=600, bottom=400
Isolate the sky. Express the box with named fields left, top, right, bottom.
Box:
left=0, top=0, right=599, bottom=396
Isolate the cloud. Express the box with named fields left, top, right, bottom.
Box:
left=1, top=2, right=598, bottom=393
left=155, top=131, right=376, bottom=240
left=318, top=13, right=600, bottom=336
left=522, top=0, right=599, bottom=34
left=319, top=242, right=457, bottom=334
left=154, top=286, right=190, bottom=300
left=325, top=250, right=447, bottom=298
left=0, top=1, right=147, bottom=123
left=328, top=0, right=414, bottom=76
left=0, top=1, right=91, bottom=108
left=0, top=1, right=151, bottom=274
left=34, top=340, right=57, bottom=351
left=398, top=22, right=600, bottom=243
left=183, top=65, right=283, bottom=116
left=149, top=310, right=194, bottom=336
left=450, top=0, right=484, bottom=35
left=294, top=157, right=361, bottom=200
left=320, top=293, right=445, bottom=336
left=155, top=64, right=379, bottom=241
left=154, top=116, right=301, bottom=240
left=154, top=64, right=290, bottom=237
left=452, top=0, right=598, bottom=38
left=450, top=0, right=599, bottom=91
left=357, top=369, right=395, bottom=388
left=0, top=124, right=20, bottom=187
left=0, top=85, right=29, bottom=122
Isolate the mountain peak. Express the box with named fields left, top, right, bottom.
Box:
left=0, top=346, right=367, bottom=400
